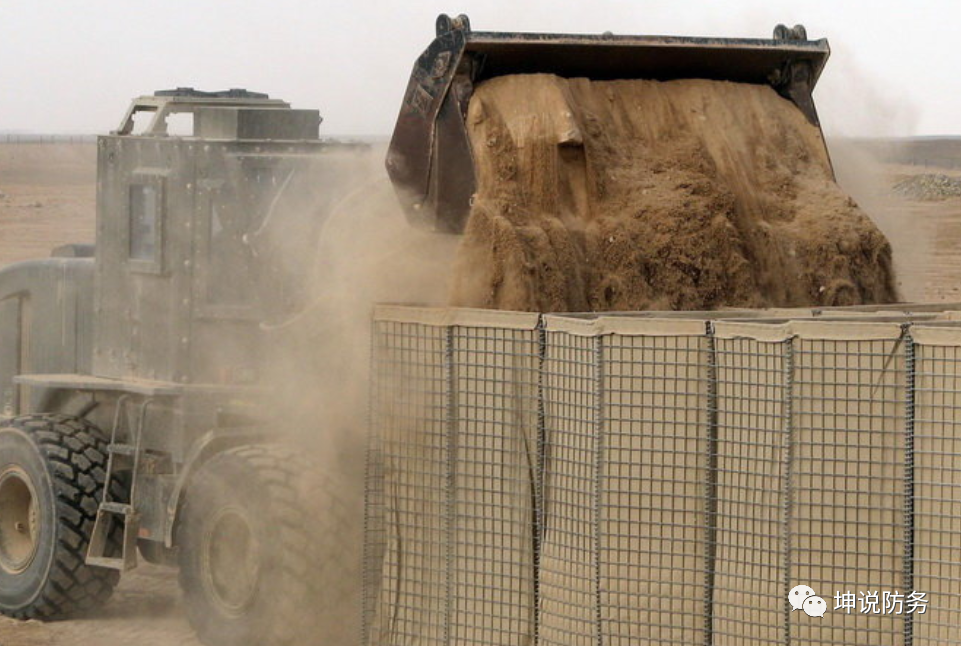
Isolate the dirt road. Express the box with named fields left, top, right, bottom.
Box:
left=0, top=141, right=959, bottom=645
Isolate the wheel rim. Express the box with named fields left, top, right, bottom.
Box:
left=201, top=507, right=260, bottom=615
left=0, top=467, right=40, bottom=575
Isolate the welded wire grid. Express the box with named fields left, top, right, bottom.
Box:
left=712, top=337, right=789, bottom=646
left=600, top=333, right=711, bottom=646
left=538, top=331, right=600, bottom=646
left=366, top=312, right=961, bottom=646
left=363, top=321, right=386, bottom=646
left=450, top=325, right=540, bottom=646
left=365, top=320, right=451, bottom=646
left=913, top=340, right=961, bottom=646
left=791, top=337, right=907, bottom=646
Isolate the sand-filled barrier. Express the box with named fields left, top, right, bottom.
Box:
left=450, top=75, right=898, bottom=311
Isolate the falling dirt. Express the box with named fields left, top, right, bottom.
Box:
left=451, top=75, right=899, bottom=312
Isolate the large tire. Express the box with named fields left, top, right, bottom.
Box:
left=177, top=444, right=361, bottom=646
left=0, top=414, right=123, bottom=619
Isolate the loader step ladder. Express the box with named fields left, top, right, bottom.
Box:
left=86, top=396, right=154, bottom=571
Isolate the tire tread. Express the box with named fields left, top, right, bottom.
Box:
left=3, top=414, right=123, bottom=619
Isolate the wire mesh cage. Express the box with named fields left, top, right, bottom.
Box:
left=913, top=326, right=961, bottom=646
left=598, top=321, right=710, bottom=646
left=364, top=307, right=961, bottom=646
left=790, top=324, right=907, bottom=646
left=711, top=328, right=790, bottom=646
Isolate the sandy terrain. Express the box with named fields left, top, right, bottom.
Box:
left=0, top=144, right=96, bottom=264
left=0, top=566, right=201, bottom=646
left=0, top=140, right=959, bottom=645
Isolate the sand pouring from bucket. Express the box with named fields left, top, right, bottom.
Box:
left=385, top=14, right=831, bottom=234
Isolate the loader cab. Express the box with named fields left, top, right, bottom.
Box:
left=94, top=88, right=365, bottom=387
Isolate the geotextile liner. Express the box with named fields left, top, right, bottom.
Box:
left=366, top=306, right=961, bottom=646
left=450, top=75, right=898, bottom=312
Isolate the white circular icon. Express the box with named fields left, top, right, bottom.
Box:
left=803, top=596, right=827, bottom=618
left=789, top=584, right=816, bottom=611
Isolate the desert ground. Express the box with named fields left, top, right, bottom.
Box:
left=0, top=565, right=200, bottom=646
left=0, top=144, right=97, bottom=265
left=0, top=139, right=959, bottom=645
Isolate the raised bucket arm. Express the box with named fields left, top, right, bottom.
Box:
left=385, top=14, right=830, bottom=234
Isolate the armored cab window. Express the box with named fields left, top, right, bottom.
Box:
left=127, top=178, right=164, bottom=272
left=129, top=185, right=158, bottom=260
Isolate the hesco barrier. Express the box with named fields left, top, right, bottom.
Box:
left=364, top=305, right=961, bottom=646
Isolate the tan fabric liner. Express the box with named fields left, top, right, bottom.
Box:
left=789, top=319, right=903, bottom=340
left=712, top=321, right=793, bottom=342
left=544, top=315, right=706, bottom=337
left=373, top=305, right=541, bottom=330
left=912, top=324, right=961, bottom=347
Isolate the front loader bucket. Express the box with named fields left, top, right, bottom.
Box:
left=386, top=14, right=830, bottom=233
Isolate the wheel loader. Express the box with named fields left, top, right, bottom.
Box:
left=0, top=14, right=833, bottom=646
left=0, top=88, right=368, bottom=646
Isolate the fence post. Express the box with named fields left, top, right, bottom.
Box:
left=592, top=334, right=605, bottom=646
left=704, top=322, right=718, bottom=646
left=903, top=326, right=916, bottom=646
left=534, top=316, right=547, bottom=646
left=782, top=337, right=796, bottom=646
left=443, top=325, right=457, bottom=646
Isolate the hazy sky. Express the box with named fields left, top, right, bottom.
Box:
left=0, top=1, right=954, bottom=136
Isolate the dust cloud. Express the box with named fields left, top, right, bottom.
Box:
left=450, top=74, right=898, bottom=312
left=816, top=42, right=920, bottom=140
left=828, top=138, right=924, bottom=300
left=814, top=42, right=932, bottom=301
left=0, top=144, right=458, bottom=646
left=243, top=144, right=457, bottom=645
left=260, top=144, right=456, bottom=462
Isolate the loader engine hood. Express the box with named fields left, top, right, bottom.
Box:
left=385, top=14, right=830, bottom=233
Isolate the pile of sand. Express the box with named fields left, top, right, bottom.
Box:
left=450, top=75, right=898, bottom=311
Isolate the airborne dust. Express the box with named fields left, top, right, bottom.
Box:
left=251, top=147, right=458, bottom=645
